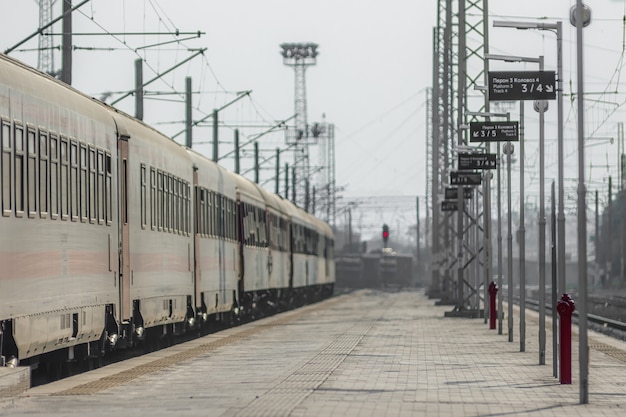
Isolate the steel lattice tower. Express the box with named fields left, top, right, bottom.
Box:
left=281, top=42, right=318, bottom=209
left=36, top=0, right=56, bottom=75
left=430, top=0, right=490, bottom=309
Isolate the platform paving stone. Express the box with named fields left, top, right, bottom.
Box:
left=1, top=288, right=626, bottom=416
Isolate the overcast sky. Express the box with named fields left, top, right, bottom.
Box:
left=2, top=1, right=625, bottom=239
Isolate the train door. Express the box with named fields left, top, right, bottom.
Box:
left=117, top=130, right=131, bottom=324
left=217, top=172, right=226, bottom=309
left=192, top=167, right=202, bottom=315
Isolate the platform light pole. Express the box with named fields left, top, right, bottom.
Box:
left=492, top=20, right=566, bottom=301
left=572, top=1, right=591, bottom=404
left=485, top=53, right=544, bottom=354
left=281, top=42, right=318, bottom=207
left=467, top=111, right=510, bottom=335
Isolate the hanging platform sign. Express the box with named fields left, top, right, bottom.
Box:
left=488, top=70, right=556, bottom=101
left=441, top=200, right=458, bottom=212
left=445, top=187, right=473, bottom=200
left=458, top=153, right=497, bottom=170
left=470, top=121, right=519, bottom=142
left=450, top=171, right=482, bottom=186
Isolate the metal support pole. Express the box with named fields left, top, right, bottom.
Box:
left=254, top=142, right=259, bottom=184
left=135, top=59, right=144, bottom=121
left=234, top=129, right=240, bottom=175
left=574, top=0, right=589, bottom=403
left=457, top=187, right=465, bottom=310
left=212, top=109, right=219, bottom=162
left=284, top=163, right=289, bottom=199
left=556, top=21, right=566, bottom=297
left=61, top=0, right=72, bottom=85
left=497, top=141, right=503, bottom=334
left=417, top=197, right=421, bottom=268
left=506, top=140, right=513, bottom=343
left=551, top=181, right=558, bottom=378
left=292, top=167, right=297, bottom=203
left=537, top=58, right=547, bottom=366
left=275, top=148, right=280, bottom=195
left=185, top=77, right=192, bottom=147
left=519, top=100, right=526, bottom=352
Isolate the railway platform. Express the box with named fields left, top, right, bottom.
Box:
left=1, top=288, right=626, bottom=417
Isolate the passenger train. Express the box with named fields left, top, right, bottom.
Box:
left=0, top=53, right=335, bottom=376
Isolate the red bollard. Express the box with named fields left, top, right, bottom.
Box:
left=488, top=281, right=498, bottom=330
left=556, top=293, right=575, bottom=384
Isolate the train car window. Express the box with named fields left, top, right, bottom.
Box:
left=140, top=164, right=146, bottom=229
left=228, top=199, right=233, bottom=241
left=88, top=147, right=96, bottom=223
left=249, top=204, right=255, bottom=246
left=259, top=208, right=265, bottom=247
left=171, top=176, right=176, bottom=233
left=178, top=181, right=183, bottom=235
left=97, top=150, right=104, bottom=224
left=1, top=119, right=12, bottom=217
left=222, top=196, right=228, bottom=239
left=59, top=137, right=69, bottom=220
left=150, top=167, right=156, bottom=230
left=49, top=134, right=58, bottom=219
left=14, top=123, right=25, bottom=217
left=214, top=192, right=219, bottom=237
left=232, top=199, right=236, bottom=240
left=27, top=126, right=37, bottom=218
left=38, top=130, right=48, bottom=218
left=221, top=195, right=226, bottom=239
left=170, top=175, right=176, bottom=233
left=210, top=191, right=215, bottom=237
left=105, top=152, right=112, bottom=226
left=185, top=183, right=190, bottom=235
left=168, top=175, right=173, bottom=233
left=69, top=140, right=78, bottom=221
left=231, top=200, right=236, bottom=240
left=175, top=179, right=180, bottom=234
left=260, top=210, right=267, bottom=247
left=121, top=158, right=128, bottom=225
left=218, top=193, right=223, bottom=238
left=207, top=191, right=213, bottom=237
left=173, top=179, right=178, bottom=234
left=157, top=170, right=163, bottom=231
left=162, top=171, right=167, bottom=231
left=241, top=203, right=248, bottom=245
left=197, top=187, right=203, bottom=235
left=79, top=145, right=87, bottom=222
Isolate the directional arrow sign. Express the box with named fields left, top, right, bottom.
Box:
left=458, top=153, right=497, bottom=170
left=450, top=171, right=482, bottom=186
left=470, top=121, right=519, bottom=142
left=441, top=200, right=458, bottom=212
left=488, top=71, right=556, bottom=101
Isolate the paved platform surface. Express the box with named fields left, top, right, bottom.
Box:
left=1, top=289, right=626, bottom=416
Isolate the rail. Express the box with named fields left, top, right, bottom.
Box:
left=524, top=298, right=626, bottom=332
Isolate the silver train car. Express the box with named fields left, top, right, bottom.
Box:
left=0, top=53, right=334, bottom=376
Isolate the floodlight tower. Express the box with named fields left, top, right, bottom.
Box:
left=281, top=42, right=318, bottom=208
left=36, top=0, right=56, bottom=75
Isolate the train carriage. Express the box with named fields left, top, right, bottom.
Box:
left=254, top=186, right=291, bottom=307
left=283, top=204, right=317, bottom=295
left=0, top=54, right=119, bottom=368
left=114, top=112, right=195, bottom=343
left=313, top=216, right=335, bottom=297
left=188, top=150, right=239, bottom=322
left=233, top=173, right=269, bottom=314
